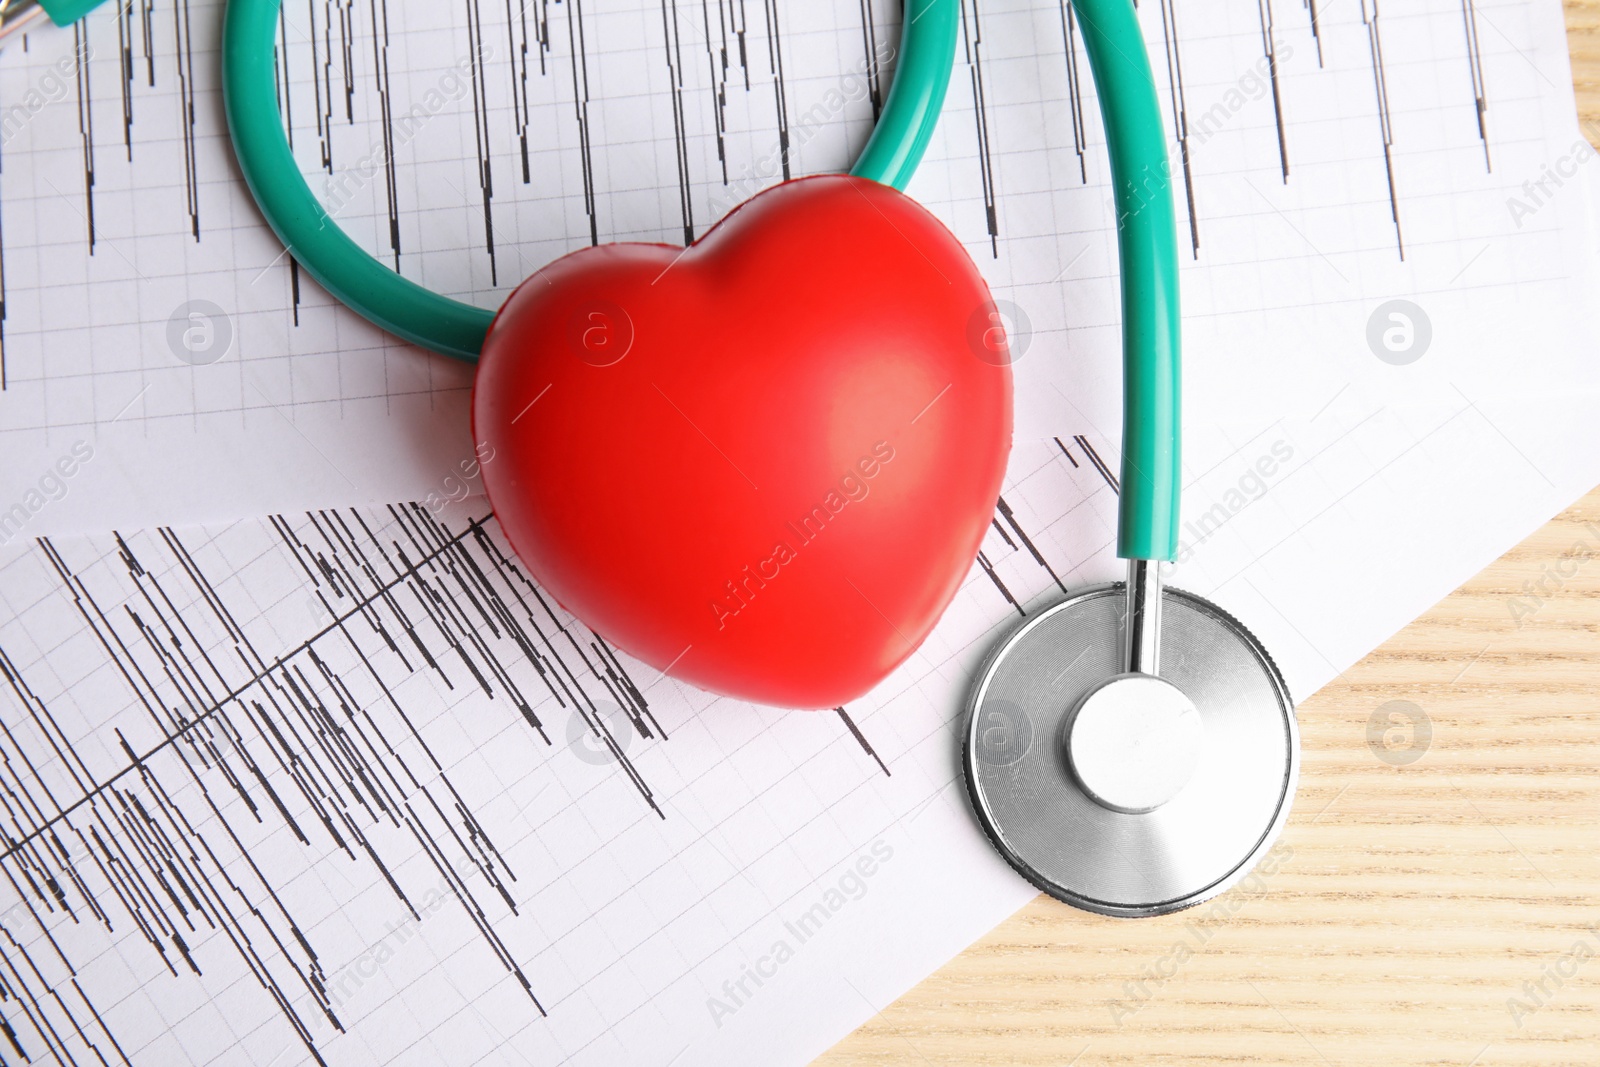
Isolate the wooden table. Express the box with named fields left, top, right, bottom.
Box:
left=816, top=4, right=1600, bottom=1063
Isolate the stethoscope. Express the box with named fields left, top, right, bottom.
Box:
left=14, top=0, right=1298, bottom=916
left=954, top=3, right=1298, bottom=916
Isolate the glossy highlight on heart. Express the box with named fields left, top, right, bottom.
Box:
left=473, top=175, right=1013, bottom=709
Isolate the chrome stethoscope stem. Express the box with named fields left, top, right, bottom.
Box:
left=0, top=0, right=47, bottom=43
left=1123, top=558, right=1161, bottom=676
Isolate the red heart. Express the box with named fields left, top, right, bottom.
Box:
left=473, top=175, right=1012, bottom=709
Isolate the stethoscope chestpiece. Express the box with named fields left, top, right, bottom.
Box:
left=962, top=578, right=1298, bottom=918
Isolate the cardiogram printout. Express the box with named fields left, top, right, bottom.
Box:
left=2, top=0, right=1600, bottom=1065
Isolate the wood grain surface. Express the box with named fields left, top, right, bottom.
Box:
left=814, top=5, right=1600, bottom=1063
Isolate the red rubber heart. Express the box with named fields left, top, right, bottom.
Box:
left=473, top=175, right=1012, bottom=709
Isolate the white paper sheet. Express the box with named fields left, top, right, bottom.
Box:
left=1, top=0, right=1598, bottom=1065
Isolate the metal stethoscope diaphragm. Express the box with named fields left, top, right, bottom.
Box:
left=964, top=561, right=1298, bottom=916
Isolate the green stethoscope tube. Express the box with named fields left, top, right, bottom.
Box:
left=1071, top=0, right=1181, bottom=562
left=218, top=0, right=959, bottom=364
left=36, top=0, right=103, bottom=24
left=852, top=1, right=959, bottom=191
left=221, top=0, right=491, bottom=362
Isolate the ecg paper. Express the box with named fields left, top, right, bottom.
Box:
left=2, top=0, right=1600, bottom=1064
